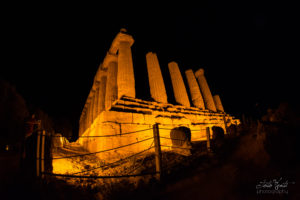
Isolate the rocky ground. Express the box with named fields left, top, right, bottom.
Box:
left=1, top=119, right=299, bottom=200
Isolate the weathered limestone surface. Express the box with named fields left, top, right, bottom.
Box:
left=81, top=110, right=86, bottom=133
left=90, top=91, right=95, bottom=122
left=118, top=41, right=135, bottom=98
left=108, top=30, right=136, bottom=99
left=195, top=69, right=217, bottom=112
left=94, top=86, right=100, bottom=117
left=79, top=96, right=239, bottom=160
left=98, top=76, right=107, bottom=113
left=146, top=52, right=168, bottom=103
left=109, top=29, right=134, bottom=55
left=77, top=30, right=240, bottom=161
left=84, top=109, right=88, bottom=130
left=168, top=62, right=190, bottom=107
left=86, top=102, right=91, bottom=127
left=213, top=94, right=225, bottom=112
left=105, top=60, right=118, bottom=110
left=103, top=52, right=118, bottom=69
left=185, top=69, right=205, bottom=109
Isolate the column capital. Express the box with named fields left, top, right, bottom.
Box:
left=168, top=61, right=178, bottom=66
left=94, top=68, right=107, bottom=85
left=109, top=31, right=134, bottom=54
left=82, top=107, right=87, bottom=115
left=86, top=96, right=92, bottom=104
left=103, top=52, right=118, bottom=69
left=87, top=90, right=96, bottom=102
left=195, top=68, right=205, bottom=78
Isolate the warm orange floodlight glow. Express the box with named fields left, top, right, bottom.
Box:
left=76, top=29, right=240, bottom=161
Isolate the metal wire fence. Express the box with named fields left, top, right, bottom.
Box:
left=35, top=123, right=210, bottom=180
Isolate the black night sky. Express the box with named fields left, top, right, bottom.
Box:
left=1, top=2, right=298, bottom=134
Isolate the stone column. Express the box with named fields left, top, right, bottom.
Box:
left=213, top=94, right=225, bottom=112
left=90, top=91, right=95, bottom=123
left=83, top=111, right=87, bottom=131
left=98, top=75, right=107, bottom=113
left=89, top=102, right=93, bottom=125
left=86, top=103, right=90, bottom=127
left=146, top=52, right=168, bottom=103
left=87, top=97, right=92, bottom=127
left=94, top=85, right=100, bottom=117
left=94, top=86, right=99, bottom=120
left=108, top=30, right=135, bottom=99
left=104, top=53, right=118, bottom=110
left=185, top=69, right=205, bottom=109
left=168, top=62, right=190, bottom=107
left=118, top=40, right=135, bottom=98
left=195, top=69, right=217, bottom=112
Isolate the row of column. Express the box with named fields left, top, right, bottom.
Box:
left=79, top=29, right=136, bottom=135
left=79, top=29, right=225, bottom=135
left=145, top=52, right=224, bottom=113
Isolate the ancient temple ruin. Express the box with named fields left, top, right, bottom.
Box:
left=78, top=29, right=239, bottom=159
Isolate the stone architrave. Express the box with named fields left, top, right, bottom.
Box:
left=185, top=69, right=205, bottom=109
left=104, top=53, right=118, bottom=110
left=109, top=30, right=135, bottom=99
left=146, top=52, right=168, bottom=103
left=213, top=94, right=225, bottom=112
left=195, top=69, right=217, bottom=112
left=168, top=62, right=190, bottom=107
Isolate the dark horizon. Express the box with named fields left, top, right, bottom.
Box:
left=1, top=3, right=298, bottom=135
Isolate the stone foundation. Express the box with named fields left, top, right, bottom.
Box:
left=79, top=96, right=239, bottom=160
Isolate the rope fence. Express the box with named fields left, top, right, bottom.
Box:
left=72, top=142, right=154, bottom=175
left=50, top=128, right=153, bottom=139
left=42, top=171, right=158, bottom=179
left=34, top=123, right=212, bottom=180
left=49, top=137, right=154, bottom=160
left=50, top=127, right=205, bottom=139
left=78, top=128, right=153, bottom=138
left=160, top=145, right=191, bottom=150
left=158, top=127, right=206, bottom=132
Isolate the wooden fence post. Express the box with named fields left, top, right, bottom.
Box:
left=36, top=121, right=41, bottom=177
left=41, top=130, right=46, bottom=178
left=206, top=127, right=211, bottom=152
left=153, top=123, right=162, bottom=180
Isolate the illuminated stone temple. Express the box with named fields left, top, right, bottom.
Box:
left=78, top=29, right=239, bottom=160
